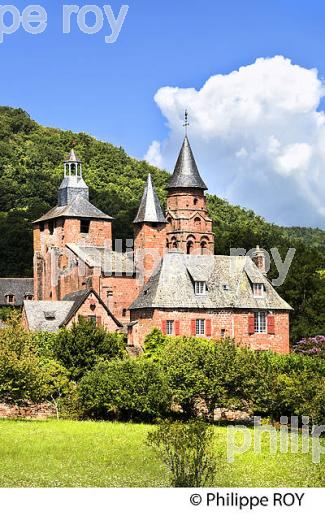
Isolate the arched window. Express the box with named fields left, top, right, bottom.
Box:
left=171, top=237, right=178, bottom=249
left=200, top=241, right=208, bottom=255
left=187, top=241, right=194, bottom=254
left=194, top=198, right=198, bottom=206
left=194, top=217, right=201, bottom=230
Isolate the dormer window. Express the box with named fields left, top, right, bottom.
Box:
left=24, top=294, right=33, bottom=301
left=195, top=281, right=207, bottom=295
left=253, top=283, right=265, bottom=298
left=44, top=311, right=56, bottom=320
left=5, top=294, right=15, bottom=305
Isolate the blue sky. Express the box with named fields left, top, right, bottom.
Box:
left=1, top=0, right=325, bottom=226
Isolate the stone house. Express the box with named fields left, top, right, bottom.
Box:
left=23, top=137, right=291, bottom=351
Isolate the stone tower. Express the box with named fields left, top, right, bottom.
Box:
left=166, top=136, right=214, bottom=254
left=133, top=174, right=167, bottom=283
left=33, top=150, right=113, bottom=301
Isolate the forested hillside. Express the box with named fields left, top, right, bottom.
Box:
left=0, top=106, right=324, bottom=342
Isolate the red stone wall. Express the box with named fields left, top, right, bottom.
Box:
left=100, top=276, right=139, bottom=324
left=129, top=308, right=290, bottom=354
left=134, top=223, right=166, bottom=283
left=66, top=291, right=121, bottom=332
left=0, top=402, right=56, bottom=420
left=165, top=188, right=214, bottom=253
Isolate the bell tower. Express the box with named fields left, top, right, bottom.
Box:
left=166, top=112, right=214, bottom=254
left=33, top=150, right=113, bottom=301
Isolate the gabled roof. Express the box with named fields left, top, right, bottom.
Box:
left=0, top=278, right=34, bottom=306
left=167, top=136, right=207, bottom=190
left=129, top=253, right=292, bottom=311
left=23, top=288, right=123, bottom=332
left=61, top=288, right=122, bottom=328
left=33, top=194, right=113, bottom=224
left=133, top=174, right=167, bottom=224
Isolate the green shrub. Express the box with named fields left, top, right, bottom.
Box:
left=53, top=318, right=126, bottom=380
left=143, top=328, right=166, bottom=360
left=147, top=420, right=217, bottom=487
left=79, top=358, right=172, bottom=421
left=0, top=315, right=47, bottom=403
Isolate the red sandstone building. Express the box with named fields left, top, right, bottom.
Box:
left=23, top=138, right=291, bottom=353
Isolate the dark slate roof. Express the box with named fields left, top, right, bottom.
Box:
left=129, top=253, right=292, bottom=311
left=33, top=194, right=113, bottom=224
left=167, top=136, right=208, bottom=190
left=66, top=244, right=135, bottom=275
left=133, top=174, right=167, bottom=224
left=23, top=301, right=74, bottom=332
left=0, top=278, right=34, bottom=306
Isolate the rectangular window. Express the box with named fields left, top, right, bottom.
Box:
left=253, top=283, right=265, bottom=298
left=88, top=315, right=97, bottom=324
left=195, top=281, right=206, bottom=295
left=196, top=319, right=205, bottom=336
left=254, top=311, right=267, bottom=333
left=6, top=294, right=15, bottom=304
left=48, top=221, right=54, bottom=235
left=80, top=220, right=90, bottom=234
left=166, top=320, right=174, bottom=335
left=221, top=328, right=226, bottom=338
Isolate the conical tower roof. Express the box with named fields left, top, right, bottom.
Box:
left=133, top=174, right=167, bottom=224
left=167, top=136, right=207, bottom=190
left=65, top=149, right=81, bottom=163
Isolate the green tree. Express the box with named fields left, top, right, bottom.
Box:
left=53, top=318, right=126, bottom=380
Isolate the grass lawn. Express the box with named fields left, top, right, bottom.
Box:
left=0, top=420, right=323, bottom=487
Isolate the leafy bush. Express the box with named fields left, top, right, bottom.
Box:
left=79, top=358, right=172, bottom=421
left=0, top=314, right=51, bottom=403
left=147, top=420, right=217, bottom=487
left=143, top=328, right=166, bottom=359
left=53, top=318, right=126, bottom=380
left=158, top=336, right=325, bottom=423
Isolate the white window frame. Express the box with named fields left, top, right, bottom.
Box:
left=166, top=320, right=174, bottom=336
left=254, top=311, right=267, bottom=333
left=253, top=283, right=265, bottom=298
left=196, top=319, right=205, bottom=336
left=195, top=281, right=207, bottom=295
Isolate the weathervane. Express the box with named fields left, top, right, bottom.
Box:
left=183, top=109, right=189, bottom=135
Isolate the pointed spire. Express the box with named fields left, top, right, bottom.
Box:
left=65, top=149, right=81, bottom=163
left=167, top=136, right=207, bottom=190
left=133, top=174, right=167, bottom=224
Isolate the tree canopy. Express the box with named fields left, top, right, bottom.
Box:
left=0, top=106, right=324, bottom=342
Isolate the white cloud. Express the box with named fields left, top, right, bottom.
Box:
left=145, top=56, right=325, bottom=227
left=144, top=140, right=163, bottom=168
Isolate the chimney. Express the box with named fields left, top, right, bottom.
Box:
left=253, top=246, right=267, bottom=276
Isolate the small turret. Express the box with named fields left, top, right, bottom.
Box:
left=58, top=149, right=89, bottom=206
